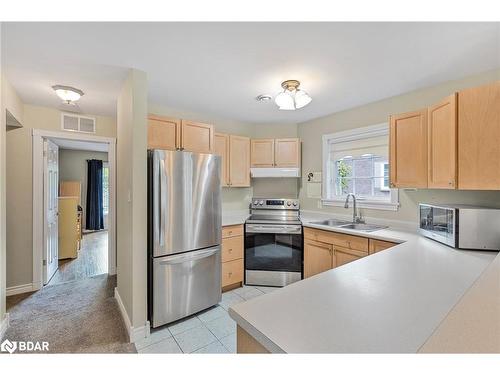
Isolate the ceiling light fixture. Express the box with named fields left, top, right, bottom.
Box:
left=274, top=79, right=312, bottom=110
left=52, top=85, right=84, bottom=104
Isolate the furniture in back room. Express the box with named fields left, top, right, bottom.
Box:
left=59, top=181, right=82, bottom=204
left=58, top=196, right=80, bottom=259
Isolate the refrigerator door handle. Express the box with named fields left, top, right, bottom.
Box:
left=159, top=158, right=167, bottom=247
left=158, top=247, right=219, bottom=265
left=153, top=152, right=160, bottom=250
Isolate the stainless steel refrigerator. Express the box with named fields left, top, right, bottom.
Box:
left=148, top=150, right=222, bottom=328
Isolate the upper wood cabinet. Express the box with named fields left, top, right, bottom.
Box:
left=304, top=239, right=333, bottom=278
left=389, top=109, right=428, bottom=188
left=250, top=138, right=301, bottom=168
left=180, top=120, right=214, bottom=153
left=147, top=115, right=213, bottom=153
left=147, top=115, right=180, bottom=151
left=250, top=139, right=275, bottom=167
left=458, top=82, right=500, bottom=190
left=275, top=138, right=301, bottom=167
left=428, top=94, right=457, bottom=189
left=214, top=133, right=230, bottom=186
left=215, top=133, right=250, bottom=187
left=229, top=135, right=251, bottom=187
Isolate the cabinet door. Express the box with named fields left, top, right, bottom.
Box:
left=180, top=120, right=214, bottom=153
left=428, top=94, right=457, bottom=189
left=304, top=239, right=333, bottom=278
left=389, top=109, right=428, bottom=188
left=275, top=138, right=301, bottom=167
left=214, top=133, right=230, bottom=187
left=148, top=116, right=180, bottom=150
left=458, top=82, right=500, bottom=190
left=334, top=246, right=363, bottom=268
left=229, top=135, right=250, bottom=187
left=250, top=139, right=275, bottom=167
left=368, top=239, right=397, bottom=255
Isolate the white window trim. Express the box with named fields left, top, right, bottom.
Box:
left=321, top=123, right=399, bottom=211
left=102, top=162, right=110, bottom=215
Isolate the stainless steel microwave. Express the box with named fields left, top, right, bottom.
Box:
left=419, top=203, right=500, bottom=250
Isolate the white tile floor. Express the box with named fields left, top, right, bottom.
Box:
left=136, top=284, right=279, bottom=354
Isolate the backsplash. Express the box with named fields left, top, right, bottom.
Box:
left=252, top=178, right=300, bottom=199
left=222, top=187, right=253, bottom=211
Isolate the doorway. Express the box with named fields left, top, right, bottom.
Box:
left=32, top=129, right=116, bottom=290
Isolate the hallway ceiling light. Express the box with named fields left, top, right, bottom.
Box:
left=274, top=80, right=312, bottom=110
left=52, top=85, right=84, bottom=104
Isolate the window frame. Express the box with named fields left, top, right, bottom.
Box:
left=321, top=123, right=399, bottom=211
left=102, top=162, right=110, bottom=215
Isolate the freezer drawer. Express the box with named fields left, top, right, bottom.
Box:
left=152, top=246, right=222, bottom=328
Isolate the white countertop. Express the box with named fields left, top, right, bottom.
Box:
left=228, top=212, right=499, bottom=353
left=222, top=210, right=249, bottom=226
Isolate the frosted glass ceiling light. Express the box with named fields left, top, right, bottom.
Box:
left=274, top=80, right=312, bottom=110
left=52, top=85, right=84, bottom=104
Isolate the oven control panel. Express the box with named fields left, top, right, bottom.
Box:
left=251, top=198, right=299, bottom=210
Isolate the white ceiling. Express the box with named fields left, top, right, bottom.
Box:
left=3, top=22, right=499, bottom=123
left=52, top=138, right=108, bottom=152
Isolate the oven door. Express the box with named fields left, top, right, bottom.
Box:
left=244, top=224, right=303, bottom=287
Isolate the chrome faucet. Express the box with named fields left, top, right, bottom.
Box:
left=344, top=193, right=364, bottom=223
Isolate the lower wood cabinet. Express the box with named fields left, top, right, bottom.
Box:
left=368, top=238, right=397, bottom=254
left=221, top=224, right=244, bottom=290
left=304, top=239, right=333, bottom=278
left=303, top=227, right=398, bottom=278
left=334, top=246, right=363, bottom=267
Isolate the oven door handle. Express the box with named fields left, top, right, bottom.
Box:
left=246, top=224, right=302, bottom=234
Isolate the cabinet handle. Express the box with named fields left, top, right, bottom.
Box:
left=228, top=231, right=233, bottom=235
left=228, top=248, right=233, bottom=252
left=228, top=272, right=232, bottom=277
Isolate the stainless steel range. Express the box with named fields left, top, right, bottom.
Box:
left=245, top=198, right=303, bottom=287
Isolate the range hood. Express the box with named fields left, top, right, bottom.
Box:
left=251, top=167, right=300, bottom=178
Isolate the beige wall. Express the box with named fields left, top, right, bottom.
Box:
left=6, top=105, right=116, bottom=288
left=2, top=75, right=23, bottom=127
left=116, top=69, right=148, bottom=331
left=1, top=23, right=7, bottom=330
left=298, top=68, right=500, bottom=223
left=59, top=149, right=108, bottom=229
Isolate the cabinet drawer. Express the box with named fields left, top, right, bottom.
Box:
left=368, top=239, right=397, bottom=254
left=222, top=236, right=243, bottom=262
left=222, top=225, right=243, bottom=239
left=304, top=227, right=368, bottom=253
left=334, top=246, right=365, bottom=267
left=222, top=259, right=243, bottom=287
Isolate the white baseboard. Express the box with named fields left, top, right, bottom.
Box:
left=114, top=287, right=150, bottom=343
left=0, top=313, right=10, bottom=340
left=6, top=283, right=37, bottom=296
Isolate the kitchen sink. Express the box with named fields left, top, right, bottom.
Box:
left=309, top=219, right=387, bottom=232
left=338, top=223, right=388, bottom=232
left=310, top=219, right=351, bottom=227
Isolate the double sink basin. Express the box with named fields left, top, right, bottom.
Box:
left=309, top=219, right=388, bottom=232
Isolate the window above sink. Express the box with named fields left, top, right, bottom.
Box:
left=322, top=123, right=399, bottom=211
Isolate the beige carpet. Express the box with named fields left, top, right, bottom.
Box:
left=5, top=274, right=136, bottom=353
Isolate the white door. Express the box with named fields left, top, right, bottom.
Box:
left=43, top=139, right=59, bottom=284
